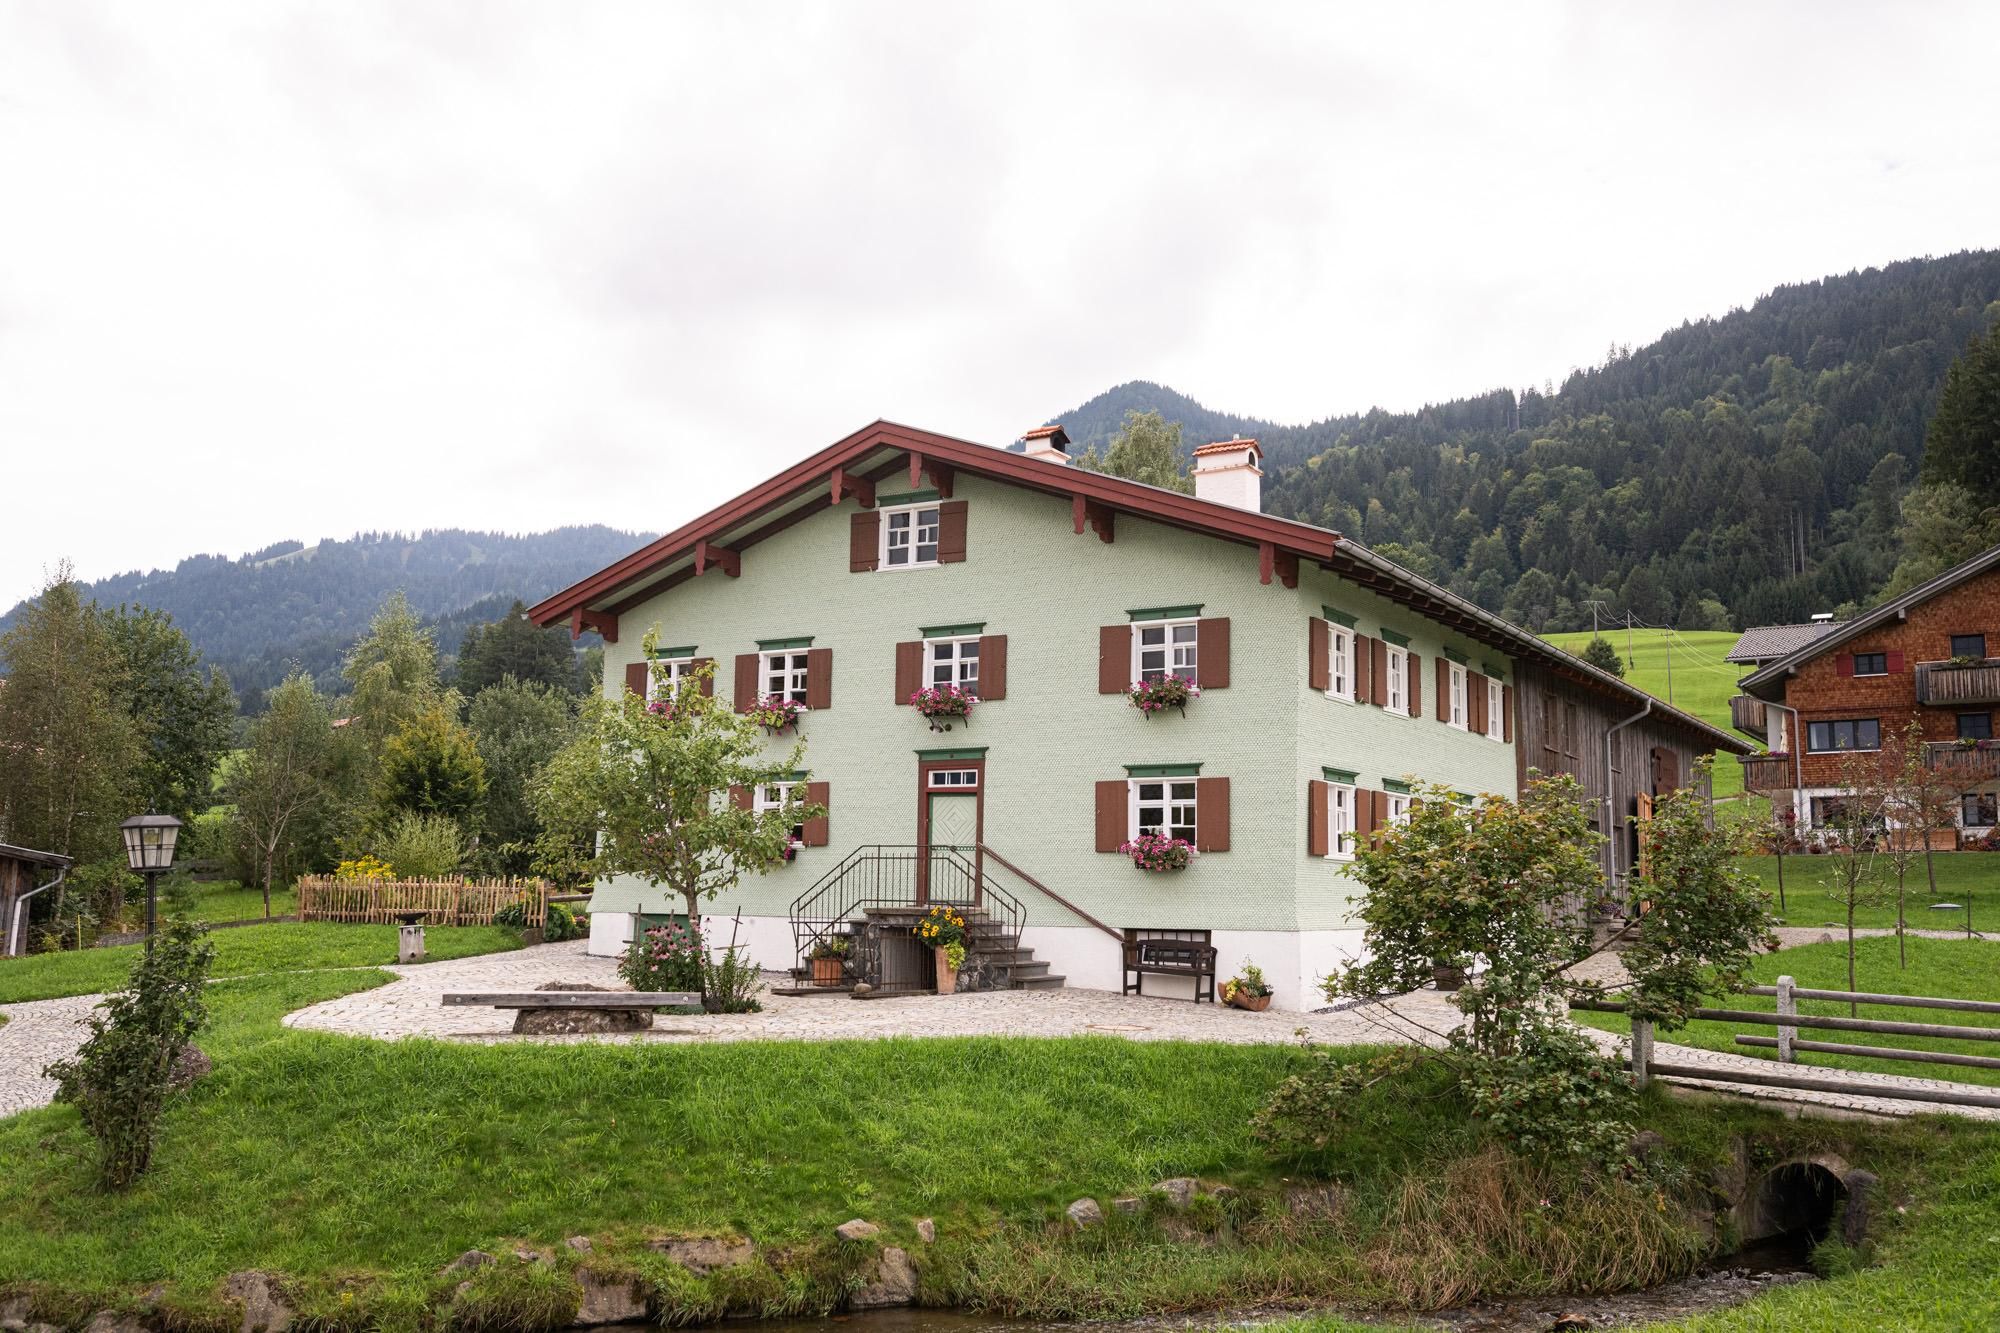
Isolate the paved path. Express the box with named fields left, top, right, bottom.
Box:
left=0, top=994, right=102, bottom=1117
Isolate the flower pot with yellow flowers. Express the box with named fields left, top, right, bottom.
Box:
left=912, top=904, right=970, bottom=995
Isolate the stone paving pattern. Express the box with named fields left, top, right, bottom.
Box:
left=4, top=929, right=1995, bottom=1122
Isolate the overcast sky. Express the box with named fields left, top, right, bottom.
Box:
left=4, top=2, right=1996, bottom=609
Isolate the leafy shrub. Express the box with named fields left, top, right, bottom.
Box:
left=333, top=854, right=395, bottom=882
left=703, top=942, right=764, bottom=1013
left=44, top=916, right=215, bottom=1187
left=372, top=813, right=462, bottom=879
left=543, top=901, right=585, bottom=942
left=622, top=920, right=705, bottom=993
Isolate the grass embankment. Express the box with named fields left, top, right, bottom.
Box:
left=0, top=923, right=520, bottom=1004
left=1576, top=935, right=2000, bottom=1087
left=3, top=969, right=1999, bottom=1331
left=1742, top=852, right=1996, bottom=932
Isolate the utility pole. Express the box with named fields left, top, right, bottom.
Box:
left=1665, top=628, right=1674, bottom=706
left=1625, top=613, right=1636, bottom=675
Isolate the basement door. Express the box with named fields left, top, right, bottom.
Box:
left=917, top=760, right=983, bottom=905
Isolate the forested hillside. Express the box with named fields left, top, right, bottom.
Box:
left=1050, top=251, right=2000, bottom=633
left=0, top=526, right=650, bottom=707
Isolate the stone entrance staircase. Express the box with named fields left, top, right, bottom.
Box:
left=858, top=904, right=1065, bottom=992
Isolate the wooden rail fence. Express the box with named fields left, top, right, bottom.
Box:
left=297, top=877, right=552, bottom=927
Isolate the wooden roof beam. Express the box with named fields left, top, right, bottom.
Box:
left=570, top=608, right=619, bottom=643
left=1072, top=495, right=1115, bottom=543
left=693, top=538, right=740, bottom=578
left=829, top=465, right=875, bottom=508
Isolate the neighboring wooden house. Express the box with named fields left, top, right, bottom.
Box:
left=2, top=842, right=71, bottom=958
left=1734, top=542, right=2000, bottom=843
left=529, top=420, right=1745, bottom=1009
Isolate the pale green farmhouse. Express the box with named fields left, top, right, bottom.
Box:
left=531, top=421, right=1744, bottom=1009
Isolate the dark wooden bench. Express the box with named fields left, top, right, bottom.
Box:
left=441, top=991, right=698, bottom=1010
left=1121, top=939, right=1218, bottom=1004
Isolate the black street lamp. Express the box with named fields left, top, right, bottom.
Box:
left=119, top=812, right=182, bottom=950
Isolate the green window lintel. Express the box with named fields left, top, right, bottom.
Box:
left=1482, top=661, right=1506, bottom=680
left=650, top=645, right=699, bottom=659
left=756, top=636, right=814, bottom=652
left=916, top=746, right=988, bottom=761
left=1443, top=647, right=1469, bottom=665
left=1455, top=791, right=1476, bottom=804
left=1382, top=777, right=1413, bottom=795
left=1128, top=604, right=1204, bottom=622
left=877, top=489, right=941, bottom=507
left=1378, top=628, right=1412, bottom=648
left=1124, top=762, right=1202, bottom=778
left=1322, top=766, right=1359, bottom=785
left=1321, top=606, right=1357, bottom=628
left=921, top=622, right=987, bottom=639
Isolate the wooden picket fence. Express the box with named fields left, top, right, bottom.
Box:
left=296, top=876, right=552, bottom=927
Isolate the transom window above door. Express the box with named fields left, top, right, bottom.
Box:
left=927, top=767, right=980, bottom=789
left=881, top=504, right=941, bottom=569
left=1131, top=778, right=1196, bottom=842
left=1133, top=620, right=1198, bottom=684
left=762, top=651, right=810, bottom=703
left=927, top=637, right=980, bottom=689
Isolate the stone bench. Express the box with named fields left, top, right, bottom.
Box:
left=442, top=982, right=700, bottom=1034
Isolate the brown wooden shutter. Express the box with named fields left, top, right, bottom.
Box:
left=802, top=781, right=830, bottom=846
left=1307, top=779, right=1329, bottom=857
left=1436, top=656, right=1451, bottom=725
left=1407, top=653, right=1423, bottom=718
left=624, top=661, right=650, bottom=697
left=1094, top=780, right=1127, bottom=852
left=805, top=648, right=833, bottom=710
left=977, top=634, right=1007, bottom=700
left=691, top=658, right=715, bottom=697
left=1309, top=617, right=1331, bottom=693
left=1885, top=650, right=1906, bottom=673
left=1502, top=684, right=1514, bottom=742
left=1470, top=672, right=1488, bottom=734
left=728, top=784, right=753, bottom=811
left=1098, top=625, right=1128, bottom=694
left=1196, top=776, right=1230, bottom=852
left=849, top=511, right=880, bottom=572
left=1371, top=638, right=1389, bottom=707
left=937, top=500, right=968, bottom=563
left=1354, top=634, right=1373, bottom=703
left=1836, top=654, right=1854, bottom=678
left=1197, top=618, right=1230, bottom=689
left=734, top=653, right=760, bottom=712
left=894, top=641, right=923, bottom=703
left=1371, top=789, right=1391, bottom=841
left=1355, top=787, right=1376, bottom=840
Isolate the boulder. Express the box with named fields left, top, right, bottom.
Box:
left=1151, top=1177, right=1198, bottom=1210
left=0, top=1296, right=31, bottom=1330
left=222, top=1271, right=292, bottom=1333
left=441, top=1250, right=495, bottom=1276
left=573, top=1270, right=648, bottom=1326
left=1111, top=1197, right=1143, bottom=1215
left=167, top=1043, right=213, bottom=1093
left=83, top=1315, right=148, bottom=1333
left=565, top=1236, right=594, bottom=1253
left=834, top=1218, right=880, bottom=1242
left=1841, top=1169, right=1879, bottom=1247
left=1284, top=1184, right=1345, bottom=1222
left=1065, top=1198, right=1102, bottom=1228
left=513, top=982, right=653, bottom=1035
left=1626, top=1130, right=1666, bottom=1162
left=649, top=1235, right=756, bottom=1274
left=850, top=1246, right=917, bottom=1309
left=914, top=1218, right=936, bottom=1244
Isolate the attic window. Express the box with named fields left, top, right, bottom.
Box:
left=882, top=504, right=940, bottom=569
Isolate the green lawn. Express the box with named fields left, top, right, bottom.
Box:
left=1742, top=852, right=1998, bottom=932
left=0, top=922, right=520, bottom=1004
left=1543, top=628, right=1755, bottom=802
left=180, top=879, right=298, bottom=923
left=1576, top=935, right=2000, bottom=1087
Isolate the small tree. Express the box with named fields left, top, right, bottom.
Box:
left=1882, top=719, right=1961, bottom=957
left=375, top=704, right=489, bottom=835
left=45, top=916, right=214, bottom=1188
left=1073, top=409, right=1193, bottom=493
left=226, top=670, right=358, bottom=916
left=1579, top=635, right=1625, bottom=678
left=532, top=632, right=821, bottom=924
left=1818, top=751, right=1893, bottom=1011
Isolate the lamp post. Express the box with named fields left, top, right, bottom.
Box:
left=120, top=812, right=182, bottom=951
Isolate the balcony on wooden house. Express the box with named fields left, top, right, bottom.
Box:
left=1924, top=740, right=2000, bottom=784
left=1729, top=694, right=1767, bottom=736
left=1914, top=658, right=2000, bottom=706
left=1737, top=752, right=1796, bottom=794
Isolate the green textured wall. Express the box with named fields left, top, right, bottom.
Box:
left=590, top=472, right=1517, bottom=933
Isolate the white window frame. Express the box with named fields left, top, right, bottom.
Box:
left=1128, top=777, right=1198, bottom=843
left=1385, top=793, right=1412, bottom=826
left=1325, top=782, right=1356, bottom=860
left=1384, top=645, right=1409, bottom=716
left=1131, top=619, right=1200, bottom=686
left=1448, top=662, right=1468, bottom=730
left=880, top=502, right=942, bottom=570
left=760, top=650, right=811, bottom=704
left=1326, top=624, right=1353, bottom=702
left=1485, top=677, right=1504, bottom=741
left=754, top=780, right=804, bottom=844
left=925, top=636, right=982, bottom=692
left=650, top=656, right=697, bottom=692
left=927, top=767, right=980, bottom=790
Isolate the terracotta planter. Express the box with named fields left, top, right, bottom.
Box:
left=811, top=955, right=844, bottom=987
left=934, top=947, right=960, bottom=996
left=1230, top=991, right=1272, bottom=1012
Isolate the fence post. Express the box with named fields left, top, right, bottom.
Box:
left=1631, top=1018, right=1653, bottom=1090
left=1776, top=974, right=1796, bottom=1063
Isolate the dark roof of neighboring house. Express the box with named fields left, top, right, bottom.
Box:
left=0, top=842, right=71, bottom=868
left=530, top=419, right=1748, bottom=754
left=1726, top=622, right=1845, bottom=664
left=1741, top=541, right=2000, bottom=700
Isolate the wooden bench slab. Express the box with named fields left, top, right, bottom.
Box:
left=441, top=992, right=699, bottom=1009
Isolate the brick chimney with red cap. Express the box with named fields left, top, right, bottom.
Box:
left=1022, top=423, right=1071, bottom=465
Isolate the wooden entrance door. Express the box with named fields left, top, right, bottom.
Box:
left=917, top=759, right=983, bottom=904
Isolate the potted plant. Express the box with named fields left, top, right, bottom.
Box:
left=1118, top=833, right=1195, bottom=872
left=808, top=936, right=849, bottom=986
left=912, top=904, right=969, bottom=994
left=1127, top=675, right=1200, bottom=719
left=751, top=694, right=805, bottom=733
left=1220, top=961, right=1273, bottom=1012
left=910, top=683, right=977, bottom=732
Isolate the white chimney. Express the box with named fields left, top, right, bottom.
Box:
left=1022, top=423, right=1071, bottom=465
left=1192, top=438, right=1263, bottom=511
